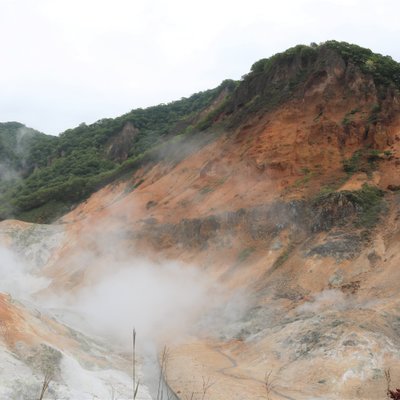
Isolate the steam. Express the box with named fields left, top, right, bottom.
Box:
left=0, top=237, right=243, bottom=398
left=15, top=126, right=32, bottom=156
left=296, top=289, right=381, bottom=315
left=57, top=258, right=219, bottom=344
left=0, top=163, right=20, bottom=181
left=59, top=354, right=152, bottom=400
left=0, top=245, right=50, bottom=300
left=0, top=126, right=37, bottom=181
left=297, top=289, right=348, bottom=314
left=0, top=186, right=249, bottom=398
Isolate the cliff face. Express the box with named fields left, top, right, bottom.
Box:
left=1, top=42, right=400, bottom=399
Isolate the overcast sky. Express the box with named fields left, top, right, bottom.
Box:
left=1, top=0, right=399, bottom=135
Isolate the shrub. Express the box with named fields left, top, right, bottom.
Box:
left=342, top=148, right=384, bottom=176
left=237, top=247, right=255, bottom=263
left=348, top=184, right=385, bottom=228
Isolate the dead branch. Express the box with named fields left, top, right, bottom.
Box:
left=200, top=376, right=214, bottom=400
left=157, top=346, right=170, bottom=400
left=38, top=370, right=52, bottom=400
left=264, top=369, right=276, bottom=400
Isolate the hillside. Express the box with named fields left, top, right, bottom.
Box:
left=1, top=41, right=400, bottom=399
left=2, top=41, right=400, bottom=224
left=0, top=81, right=236, bottom=222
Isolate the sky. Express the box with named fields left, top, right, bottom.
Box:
left=0, top=0, right=399, bottom=135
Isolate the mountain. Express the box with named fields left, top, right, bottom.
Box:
left=1, top=41, right=400, bottom=399
left=2, top=41, right=400, bottom=224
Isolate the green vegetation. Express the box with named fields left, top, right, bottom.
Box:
left=367, top=103, right=381, bottom=124
left=342, top=109, right=359, bottom=127
left=349, top=184, right=385, bottom=228
left=270, top=243, right=295, bottom=272
left=384, top=150, right=393, bottom=157
left=300, top=167, right=310, bottom=175
left=224, top=44, right=319, bottom=127
left=342, top=148, right=385, bottom=176
left=199, top=176, right=228, bottom=196
left=342, top=150, right=363, bottom=174
left=314, top=184, right=385, bottom=229
left=237, top=247, right=255, bottom=263
left=248, top=45, right=318, bottom=75
left=200, top=186, right=214, bottom=195
left=195, top=79, right=238, bottom=131
left=314, top=175, right=349, bottom=200
left=0, top=82, right=235, bottom=222
left=0, top=122, right=57, bottom=174
left=1, top=41, right=399, bottom=222
left=293, top=168, right=317, bottom=188
left=222, top=41, right=400, bottom=128
left=124, top=178, right=145, bottom=194
left=323, top=41, right=400, bottom=90
left=13, top=200, right=72, bottom=223
left=294, top=175, right=312, bottom=188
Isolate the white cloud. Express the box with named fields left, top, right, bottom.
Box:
left=0, top=0, right=399, bottom=134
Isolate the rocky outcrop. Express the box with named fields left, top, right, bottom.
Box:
left=311, top=192, right=361, bottom=232
left=307, top=231, right=362, bottom=261
left=137, top=192, right=376, bottom=253
left=105, top=121, right=138, bottom=161
left=137, top=202, right=306, bottom=250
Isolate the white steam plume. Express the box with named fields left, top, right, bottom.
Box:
left=0, top=245, right=49, bottom=300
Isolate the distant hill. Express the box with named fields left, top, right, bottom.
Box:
left=0, top=122, right=56, bottom=176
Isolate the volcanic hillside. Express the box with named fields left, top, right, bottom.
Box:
left=1, top=41, right=400, bottom=399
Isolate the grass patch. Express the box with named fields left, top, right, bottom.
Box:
left=342, top=148, right=384, bottom=177
left=367, top=103, right=381, bottom=124
left=14, top=200, right=72, bottom=223
left=199, top=177, right=227, bottom=195
left=237, top=247, right=255, bottom=263
left=342, top=108, right=361, bottom=127
left=200, top=186, right=214, bottom=195
left=342, top=150, right=362, bottom=174
left=270, top=243, right=295, bottom=271
left=293, top=169, right=317, bottom=188
left=124, top=178, right=144, bottom=194
left=314, top=184, right=385, bottom=229
left=349, top=184, right=385, bottom=228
